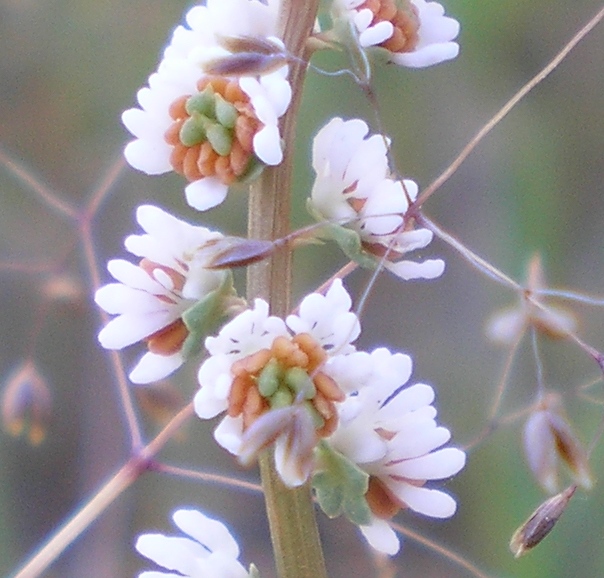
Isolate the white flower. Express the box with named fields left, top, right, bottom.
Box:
left=328, top=348, right=466, bottom=555
left=194, top=279, right=373, bottom=486
left=335, top=0, right=460, bottom=68
left=122, top=0, right=291, bottom=211
left=136, top=508, right=248, bottom=578
left=310, top=118, right=445, bottom=280
left=94, top=205, right=230, bottom=384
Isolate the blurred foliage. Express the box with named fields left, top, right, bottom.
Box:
left=0, top=1, right=603, bottom=577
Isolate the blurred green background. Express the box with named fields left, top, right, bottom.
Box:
left=1, top=1, right=603, bottom=577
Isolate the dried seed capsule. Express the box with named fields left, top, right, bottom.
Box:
left=2, top=360, right=52, bottom=446
left=510, top=485, right=576, bottom=558
left=524, top=393, right=592, bottom=493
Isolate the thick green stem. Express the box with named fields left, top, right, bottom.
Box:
left=247, top=2, right=327, bottom=578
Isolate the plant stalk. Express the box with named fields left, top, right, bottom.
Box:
left=247, top=1, right=327, bottom=578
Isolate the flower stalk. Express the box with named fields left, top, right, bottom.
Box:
left=247, top=1, right=327, bottom=577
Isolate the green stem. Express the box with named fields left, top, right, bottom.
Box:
left=247, top=2, right=327, bottom=578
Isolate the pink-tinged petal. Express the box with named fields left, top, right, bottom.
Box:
left=387, top=447, right=465, bottom=480
left=393, top=228, right=434, bottom=252
left=106, top=260, right=162, bottom=292
left=380, top=383, right=434, bottom=417
left=173, top=509, right=240, bottom=558
left=122, top=108, right=168, bottom=140
left=124, top=139, right=172, bottom=175
left=334, top=428, right=387, bottom=464
left=388, top=425, right=451, bottom=460
left=388, top=482, right=458, bottom=518
left=97, top=310, right=175, bottom=349
left=139, top=572, right=182, bottom=578
left=185, top=178, right=229, bottom=211
left=136, top=535, right=207, bottom=574
left=212, top=415, right=244, bottom=453
left=359, top=21, right=394, bottom=47
left=274, top=428, right=315, bottom=488
left=94, top=284, right=168, bottom=315
left=353, top=8, right=374, bottom=31
left=129, top=351, right=183, bottom=384
left=253, top=124, right=283, bottom=165
left=359, top=518, right=400, bottom=555
left=194, top=380, right=232, bottom=420
left=385, top=258, right=445, bottom=280
left=391, top=42, right=459, bottom=68
left=259, top=72, right=292, bottom=117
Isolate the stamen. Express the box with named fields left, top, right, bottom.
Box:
left=366, top=476, right=401, bottom=519
left=164, top=76, right=263, bottom=186
left=146, top=319, right=189, bottom=355
left=358, top=0, right=420, bottom=54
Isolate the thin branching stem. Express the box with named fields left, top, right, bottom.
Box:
left=392, top=522, right=496, bottom=578
left=418, top=213, right=521, bottom=291
left=415, top=5, right=604, bottom=208
left=0, top=147, right=78, bottom=219
left=12, top=402, right=194, bottom=578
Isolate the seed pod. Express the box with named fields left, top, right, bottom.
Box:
left=203, top=237, right=277, bottom=269
left=203, top=53, right=288, bottom=77
left=510, top=485, right=576, bottom=558
left=2, top=360, right=52, bottom=446
left=524, top=394, right=592, bottom=493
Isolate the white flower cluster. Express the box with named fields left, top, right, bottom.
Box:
left=192, top=279, right=464, bottom=552
left=194, top=279, right=367, bottom=486
left=95, top=205, right=233, bottom=384
left=136, top=509, right=248, bottom=578
left=122, top=0, right=291, bottom=211
left=334, top=0, right=460, bottom=68
left=328, top=349, right=465, bottom=554
left=310, top=117, right=445, bottom=280
left=109, top=0, right=467, bottom=568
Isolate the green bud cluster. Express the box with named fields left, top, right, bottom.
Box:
left=179, top=85, right=238, bottom=156
left=257, top=359, right=324, bottom=429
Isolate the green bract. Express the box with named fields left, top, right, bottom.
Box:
left=312, top=441, right=372, bottom=527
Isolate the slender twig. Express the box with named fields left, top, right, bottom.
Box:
left=463, top=330, right=524, bottom=451
left=415, top=5, right=604, bottom=207
left=12, top=402, right=194, bottom=578
left=536, top=288, right=604, bottom=307
left=392, top=522, right=496, bottom=578
left=531, top=327, right=546, bottom=396
left=84, top=156, right=126, bottom=219
left=155, top=463, right=262, bottom=493
left=0, top=146, right=77, bottom=219
left=418, top=213, right=521, bottom=291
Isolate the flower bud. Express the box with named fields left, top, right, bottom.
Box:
left=41, top=273, right=85, bottom=310
left=203, top=236, right=277, bottom=269
left=486, top=254, right=577, bottom=345
left=523, top=394, right=592, bottom=494
left=2, top=360, right=52, bottom=445
left=510, top=485, right=576, bottom=558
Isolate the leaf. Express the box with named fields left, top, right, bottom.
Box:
left=306, top=200, right=378, bottom=270
left=312, top=442, right=372, bottom=526
left=180, top=274, right=237, bottom=359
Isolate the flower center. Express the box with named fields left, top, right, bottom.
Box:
left=359, top=0, right=420, bottom=53
left=227, top=333, right=346, bottom=435
left=164, top=76, right=264, bottom=185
